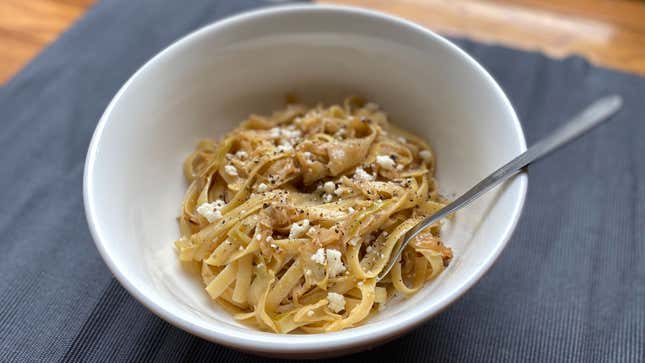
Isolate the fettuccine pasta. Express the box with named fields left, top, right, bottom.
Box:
left=174, top=97, right=452, bottom=333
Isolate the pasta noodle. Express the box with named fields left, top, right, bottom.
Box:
left=174, top=96, right=453, bottom=333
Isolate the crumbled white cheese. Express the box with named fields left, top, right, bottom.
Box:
left=257, top=183, right=268, bottom=192
left=334, top=187, right=345, bottom=196
left=277, top=142, right=293, bottom=153
left=289, top=219, right=310, bottom=239
left=382, top=231, right=389, bottom=237
left=269, top=127, right=301, bottom=141
left=238, top=246, right=244, bottom=251
left=366, top=246, right=374, bottom=253
left=196, top=200, right=226, bottom=223
left=281, top=128, right=302, bottom=140
left=348, top=237, right=360, bottom=246
left=308, top=226, right=316, bottom=235
left=353, top=167, right=375, bottom=181
left=307, top=310, right=315, bottom=317
left=266, top=236, right=274, bottom=242
left=323, top=181, right=336, bottom=194
left=397, top=136, right=407, bottom=144
left=303, top=151, right=312, bottom=160
left=268, top=127, right=281, bottom=138
left=270, top=243, right=278, bottom=249
left=309, top=248, right=345, bottom=277
left=322, top=193, right=333, bottom=203
left=327, top=292, right=345, bottom=313
left=326, top=249, right=346, bottom=278
left=376, top=155, right=396, bottom=170
left=311, top=248, right=326, bottom=264
left=330, top=148, right=345, bottom=160
left=224, top=165, right=238, bottom=176
left=347, top=207, right=355, bottom=214
left=396, top=164, right=404, bottom=171
left=235, top=150, right=248, bottom=159
left=357, top=281, right=364, bottom=287
left=419, top=150, right=432, bottom=162
left=255, top=233, right=262, bottom=240
left=305, top=269, right=312, bottom=276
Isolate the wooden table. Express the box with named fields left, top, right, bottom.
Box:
left=1, top=0, right=645, bottom=84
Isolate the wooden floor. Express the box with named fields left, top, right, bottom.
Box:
left=1, top=0, right=645, bottom=84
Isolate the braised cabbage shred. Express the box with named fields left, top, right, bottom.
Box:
left=174, top=97, right=452, bottom=333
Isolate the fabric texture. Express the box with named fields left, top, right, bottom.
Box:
left=1, top=0, right=644, bottom=361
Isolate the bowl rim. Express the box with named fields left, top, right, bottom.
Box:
left=83, top=3, right=528, bottom=355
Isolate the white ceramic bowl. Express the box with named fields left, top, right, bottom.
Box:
left=84, top=4, right=527, bottom=358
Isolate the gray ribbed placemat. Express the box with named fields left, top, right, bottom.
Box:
left=1, top=0, right=643, bottom=361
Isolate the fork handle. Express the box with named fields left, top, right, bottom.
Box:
left=377, top=95, right=623, bottom=281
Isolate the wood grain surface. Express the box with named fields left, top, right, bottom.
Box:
left=320, top=0, right=645, bottom=76
left=1, top=0, right=644, bottom=84
left=0, top=0, right=94, bottom=83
